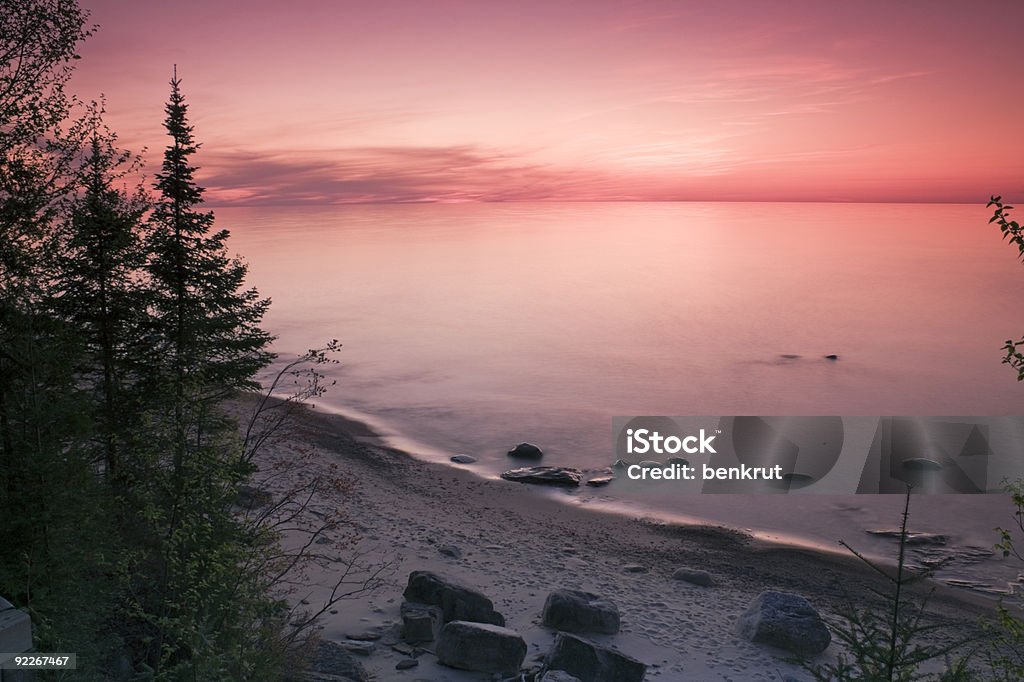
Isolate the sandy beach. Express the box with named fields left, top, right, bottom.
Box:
left=231, top=395, right=998, bottom=682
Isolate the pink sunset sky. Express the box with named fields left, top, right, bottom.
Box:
left=72, top=0, right=1024, bottom=205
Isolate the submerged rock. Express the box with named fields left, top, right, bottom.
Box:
left=450, top=454, right=477, bottom=464
left=508, top=442, right=544, bottom=459
left=501, top=466, right=582, bottom=487
left=824, top=354, right=839, bottom=360
left=542, top=589, right=620, bottom=634
left=403, top=570, right=505, bottom=626
left=736, top=591, right=830, bottom=655
left=586, top=475, right=615, bottom=487
left=436, top=621, right=527, bottom=676
left=866, top=529, right=948, bottom=546
left=544, top=632, right=646, bottom=682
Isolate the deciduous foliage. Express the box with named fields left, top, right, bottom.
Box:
left=988, top=195, right=1024, bottom=381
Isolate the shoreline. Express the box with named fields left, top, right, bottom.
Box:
left=239, top=395, right=1000, bottom=680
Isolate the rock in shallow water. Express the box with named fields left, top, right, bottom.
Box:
left=866, top=529, right=947, bottom=546
left=450, top=454, right=477, bottom=464
left=508, top=442, right=544, bottom=459
left=501, top=466, right=582, bottom=487
left=736, top=591, right=830, bottom=655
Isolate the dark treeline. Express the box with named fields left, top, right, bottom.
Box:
left=0, top=1, right=330, bottom=678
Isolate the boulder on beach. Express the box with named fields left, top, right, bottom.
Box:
left=508, top=442, right=544, bottom=459
left=306, top=640, right=369, bottom=682
left=736, top=591, right=831, bottom=655
left=501, top=466, right=582, bottom=487
left=540, top=672, right=583, bottom=682
left=450, top=454, right=477, bottom=464
left=402, top=570, right=505, bottom=626
left=672, top=567, right=714, bottom=587
left=544, top=631, right=647, bottom=682
left=400, top=600, right=441, bottom=643
left=542, top=589, right=620, bottom=634
left=436, top=621, right=527, bottom=676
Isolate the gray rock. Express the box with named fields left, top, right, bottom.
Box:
left=307, top=640, right=369, bottom=682
left=436, top=621, right=527, bottom=676
left=335, top=639, right=375, bottom=656
left=450, top=454, right=477, bottom=464
left=737, top=591, right=831, bottom=655
left=544, top=632, right=646, bottom=682
left=586, top=475, right=615, bottom=487
left=438, top=544, right=462, bottom=559
left=400, top=601, right=441, bottom=643
left=403, top=571, right=505, bottom=626
left=508, top=442, right=544, bottom=459
left=395, top=658, right=418, bottom=670
left=501, top=466, right=582, bottom=487
left=541, top=589, right=620, bottom=634
left=343, top=629, right=383, bottom=641
left=540, top=672, right=583, bottom=682
left=638, top=460, right=661, bottom=468
left=672, top=567, right=714, bottom=587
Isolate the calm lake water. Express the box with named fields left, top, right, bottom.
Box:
left=223, top=202, right=1024, bottom=589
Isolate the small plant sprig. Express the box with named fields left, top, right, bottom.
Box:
left=802, top=486, right=975, bottom=681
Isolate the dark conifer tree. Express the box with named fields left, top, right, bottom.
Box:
left=54, top=125, right=148, bottom=482
left=144, top=69, right=273, bottom=463
left=131, top=69, right=278, bottom=676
